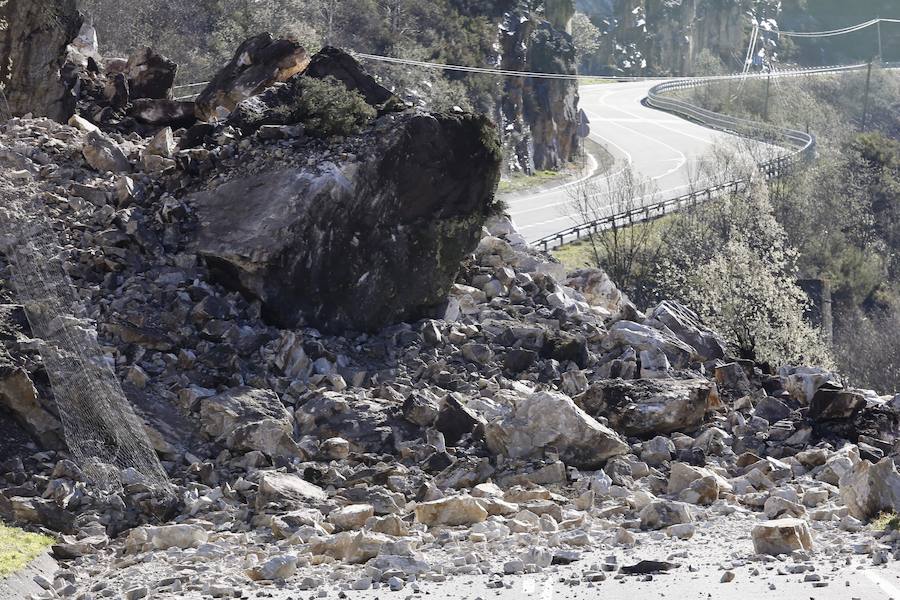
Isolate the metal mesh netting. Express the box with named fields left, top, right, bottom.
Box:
left=1, top=188, right=171, bottom=495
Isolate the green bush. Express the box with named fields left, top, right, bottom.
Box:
left=296, top=76, right=376, bottom=138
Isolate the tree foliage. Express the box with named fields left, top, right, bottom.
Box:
left=651, top=179, right=832, bottom=367
left=296, top=75, right=376, bottom=137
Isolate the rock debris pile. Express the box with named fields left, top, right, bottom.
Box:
left=0, top=16, right=898, bottom=600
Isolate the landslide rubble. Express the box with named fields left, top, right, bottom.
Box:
left=0, top=23, right=898, bottom=600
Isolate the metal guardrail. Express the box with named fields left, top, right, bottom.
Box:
left=532, top=63, right=892, bottom=252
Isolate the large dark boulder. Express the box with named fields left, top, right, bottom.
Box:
left=0, top=0, right=83, bottom=122
left=195, top=33, right=310, bottom=121
left=192, top=111, right=502, bottom=332
left=126, top=47, right=177, bottom=100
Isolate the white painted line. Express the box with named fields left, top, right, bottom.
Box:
left=508, top=156, right=699, bottom=218
left=866, top=570, right=900, bottom=599
left=599, top=84, right=727, bottom=146
left=513, top=174, right=721, bottom=231
left=503, top=151, right=601, bottom=206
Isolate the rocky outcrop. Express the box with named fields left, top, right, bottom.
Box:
left=193, top=110, right=502, bottom=332
left=576, top=378, right=713, bottom=436
left=500, top=1, right=579, bottom=172
left=839, top=458, right=900, bottom=520
left=0, top=0, right=83, bottom=121
left=576, top=0, right=776, bottom=76
left=125, top=48, right=177, bottom=101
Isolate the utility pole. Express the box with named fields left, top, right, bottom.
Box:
left=763, top=74, right=771, bottom=121
left=877, top=17, right=883, bottom=64
left=862, top=60, right=873, bottom=131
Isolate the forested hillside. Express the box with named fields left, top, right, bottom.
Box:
left=77, top=0, right=581, bottom=172
left=778, top=0, right=900, bottom=65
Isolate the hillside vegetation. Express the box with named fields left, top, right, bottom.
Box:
left=565, top=68, right=900, bottom=392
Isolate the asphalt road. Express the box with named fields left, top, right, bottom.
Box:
left=507, top=80, right=777, bottom=243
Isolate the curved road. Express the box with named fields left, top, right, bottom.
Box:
left=507, top=80, right=777, bottom=243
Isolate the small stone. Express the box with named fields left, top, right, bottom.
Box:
left=666, top=523, right=695, bottom=540
left=351, top=577, right=372, bottom=590
left=328, top=504, right=375, bottom=532
left=720, top=571, right=735, bottom=583
left=124, top=587, right=148, bottom=600
left=247, top=554, right=298, bottom=581
left=321, top=437, right=350, bottom=460
left=504, top=560, right=525, bottom=574
left=414, top=495, right=487, bottom=526
left=387, top=576, right=404, bottom=591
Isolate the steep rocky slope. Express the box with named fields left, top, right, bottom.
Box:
left=1, top=108, right=899, bottom=596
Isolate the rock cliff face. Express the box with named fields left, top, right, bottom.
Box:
left=0, top=0, right=83, bottom=121
left=500, top=0, right=580, bottom=173
left=577, top=0, right=779, bottom=75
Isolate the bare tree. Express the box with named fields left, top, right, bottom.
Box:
left=567, top=163, right=663, bottom=299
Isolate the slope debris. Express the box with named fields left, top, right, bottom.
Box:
left=0, top=16, right=898, bottom=600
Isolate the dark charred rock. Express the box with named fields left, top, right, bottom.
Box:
left=305, top=47, right=404, bottom=112
left=434, top=394, right=484, bottom=446
left=541, top=331, right=589, bottom=368
left=754, top=396, right=793, bottom=424
left=813, top=402, right=899, bottom=445
left=620, top=560, right=678, bottom=575
left=105, top=73, right=130, bottom=109
left=504, top=348, right=538, bottom=373
left=0, top=0, right=83, bottom=122
left=129, top=99, right=196, bottom=128
left=179, top=122, right=216, bottom=149
left=576, top=378, right=712, bottom=437
left=194, top=33, right=310, bottom=121
left=126, top=48, right=177, bottom=100
left=193, top=111, right=502, bottom=332
left=809, top=387, right=866, bottom=421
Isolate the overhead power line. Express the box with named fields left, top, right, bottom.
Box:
left=172, top=17, right=898, bottom=92
left=350, top=52, right=660, bottom=81
left=770, top=16, right=898, bottom=38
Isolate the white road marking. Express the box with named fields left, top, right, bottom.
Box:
left=598, top=84, right=723, bottom=146
left=508, top=157, right=702, bottom=218
left=866, top=570, right=900, bottom=598
left=513, top=175, right=721, bottom=231
left=504, top=151, right=601, bottom=207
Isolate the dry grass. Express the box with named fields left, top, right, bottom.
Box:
left=0, top=523, right=54, bottom=578
left=871, top=512, right=900, bottom=532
